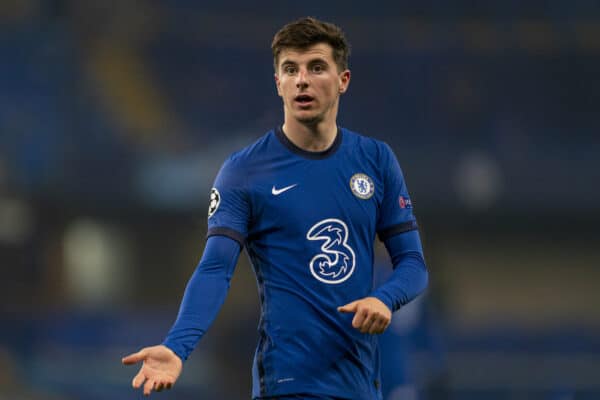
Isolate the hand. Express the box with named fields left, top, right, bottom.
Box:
left=122, top=345, right=183, bottom=396
left=337, top=297, right=392, bottom=334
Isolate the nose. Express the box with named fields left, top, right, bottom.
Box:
left=296, top=69, right=309, bottom=89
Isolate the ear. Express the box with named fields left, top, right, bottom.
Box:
left=274, top=73, right=282, bottom=97
left=338, top=69, right=351, bottom=94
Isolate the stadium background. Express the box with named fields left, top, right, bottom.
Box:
left=1, top=1, right=599, bottom=399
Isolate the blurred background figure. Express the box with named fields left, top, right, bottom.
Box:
left=1, top=1, right=599, bottom=399
left=375, top=245, right=447, bottom=400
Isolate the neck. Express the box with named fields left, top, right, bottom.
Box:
left=281, top=118, right=338, bottom=152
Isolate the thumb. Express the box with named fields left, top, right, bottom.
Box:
left=338, top=300, right=359, bottom=313
left=122, top=349, right=147, bottom=365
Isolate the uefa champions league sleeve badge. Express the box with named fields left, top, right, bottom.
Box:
left=208, top=188, right=221, bottom=217
left=349, top=173, right=375, bottom=199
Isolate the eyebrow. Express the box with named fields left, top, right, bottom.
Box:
left=307, top=58, right=328, bottom=66
left=280, top=57, right=329, bottom=68
left=280, top=60, right=298, bottom=67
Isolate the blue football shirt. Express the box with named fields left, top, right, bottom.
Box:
left=207, top=126, right=418, bottom=400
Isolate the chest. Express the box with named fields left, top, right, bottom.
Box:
left=247, top=157, right=383, bottom=239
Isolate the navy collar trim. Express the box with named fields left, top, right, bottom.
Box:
left=275, top=126, right=342, bottom=160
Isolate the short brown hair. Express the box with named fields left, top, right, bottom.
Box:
left=271, top=17, right=351, bottom=72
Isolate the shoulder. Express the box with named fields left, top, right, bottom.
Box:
left=340, top=127, right=395, bottom=162
left=214, top=129, right=275, bottom=191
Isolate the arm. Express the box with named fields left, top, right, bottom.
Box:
left=122, top=235, right=241, bottom=396
left=338, top=230, right=428, bottom=334
left=163, top=234, right=242, bottom=360
left=370, top=229, right=428, bottom=312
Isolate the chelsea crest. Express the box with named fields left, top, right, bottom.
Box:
left=350, top=173, right=375, bottom=199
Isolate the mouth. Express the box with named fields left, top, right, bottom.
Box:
left=294, top=94, right=315, bottom=107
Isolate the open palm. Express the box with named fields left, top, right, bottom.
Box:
left=122, top=345, right=183, bottom=396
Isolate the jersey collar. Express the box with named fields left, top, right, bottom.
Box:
left=275, top=125, right=342, bottom=160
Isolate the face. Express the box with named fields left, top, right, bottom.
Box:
left=274, top=43, right=350, bottom=126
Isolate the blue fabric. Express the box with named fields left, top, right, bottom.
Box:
left=370, top=230, right=428, bottom=312
left=165, top=127, right=428, bottom=399
left=162, top=235, right=241, bottom=361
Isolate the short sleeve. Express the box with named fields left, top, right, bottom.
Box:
left=376, top=143, right=418, bottom=241
left=206, top=157, right=250, bottom=246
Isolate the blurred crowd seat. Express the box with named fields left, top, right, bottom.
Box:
left=1, top=1, right=598, bottom=210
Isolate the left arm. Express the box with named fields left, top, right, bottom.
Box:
left=371, top=229, right=428, bottom=312
left=338, top=229, right=428, bottom=334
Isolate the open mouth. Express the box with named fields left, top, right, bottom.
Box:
left=294, top=94, right=314, bottom=106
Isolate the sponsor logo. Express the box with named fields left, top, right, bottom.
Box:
left=306, top=218, right=356, bottom=284
left=399, top=195, right=412, bottom=209
left=272, top=184, right=298, bottom=196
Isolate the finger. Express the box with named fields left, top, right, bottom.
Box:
left=351, top=307, right=369, bottom=329
left=369, top=318, right=386, bottom=335
left=382, top=318, right=391, bottom=332
left=360, top=313, right=378, bottom=334
left=144, top=379, right=155, bottom=396
left=122, top=349, right=146, bottom=365
left=368, top=313, right=388, bottom=334
left=166, top=382, right=173, bottom=390
left=338, top=300, right=359, bottom=313
left=378, top=316, right=392, bottom=334
left=132, top=370, right=146, bottom=389
left=155, top=381, right=164, bottom=392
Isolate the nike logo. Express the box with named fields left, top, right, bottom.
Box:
left=272, top=184, right=298, bottom=195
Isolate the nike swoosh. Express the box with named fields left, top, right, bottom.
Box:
left=272, top=184, right=298, bottom=195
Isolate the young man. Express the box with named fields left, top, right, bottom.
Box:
left=122, top=17, right=428, bottom=399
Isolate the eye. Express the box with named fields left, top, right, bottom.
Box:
left=312, top=64, right=325, bottom=73
left=283, top=65, right=297, bottom=75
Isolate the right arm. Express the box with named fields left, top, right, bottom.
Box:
left=122, top=234, right=241, bottom=396
left=163, top=234, right=242, bottom=360
left=123, top=156, right=249, bottom=396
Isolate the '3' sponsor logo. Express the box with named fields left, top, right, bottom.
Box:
left=306, top=218, right=355, bottom=284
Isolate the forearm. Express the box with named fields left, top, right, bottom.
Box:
left=163, top=235, right=241, bottom=361
left=370, top=230, right=429, bottom=312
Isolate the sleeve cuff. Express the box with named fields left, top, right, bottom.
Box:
left=370, top=290, right=396, bottom=313
left=162, top=340, right=186, bottom=362
left=206, top=227, right=245, bottom=247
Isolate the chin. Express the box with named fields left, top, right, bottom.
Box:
left=296, top=116, right=322, bottom=126
left=294, top=111, right=323, bottom=125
